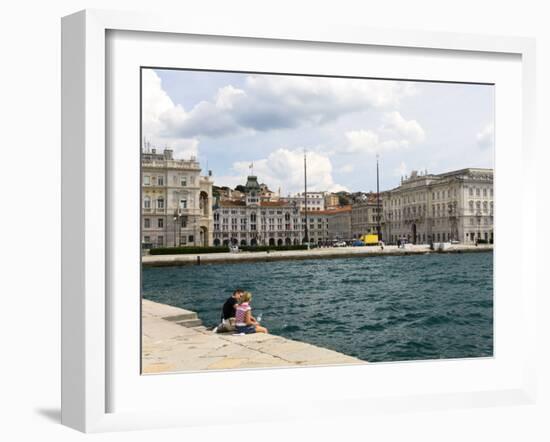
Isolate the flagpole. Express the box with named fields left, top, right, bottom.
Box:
left=376, top=153, right=381, bottom=241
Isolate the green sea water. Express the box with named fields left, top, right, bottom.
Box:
left=142, top=252, right=493, bottom=362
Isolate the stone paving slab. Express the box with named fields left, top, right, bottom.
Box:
left=142, top=299, right=364, bottom=373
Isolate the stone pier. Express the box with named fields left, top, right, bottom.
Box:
left=142, top=299, right=365, bottom=373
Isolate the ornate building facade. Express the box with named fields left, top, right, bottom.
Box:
left=141, top=148, right=213, bottom=248
left=381, top=168, right=493, bottom=244
left=212, top=176, right=302, bottom=246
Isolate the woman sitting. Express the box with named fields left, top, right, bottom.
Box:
left=235, top=292, right=268, bottom=334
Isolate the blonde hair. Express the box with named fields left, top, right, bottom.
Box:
left=239, top=292, right=252, bottom=303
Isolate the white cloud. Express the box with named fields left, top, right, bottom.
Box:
left=337, top=164, right=355, bottom=173
left=142, top=69, right=200, bottom=159
left=343, top=111, right=425, bottom=155
left=215, top=148, right=347, bottom=194
left=476, top=123, right=494, bottom=149
left=345, top=130, right=380, bottom=154
left=146, top=71, right=418, bottom=139
left=381, top=111, right=425, bottom=143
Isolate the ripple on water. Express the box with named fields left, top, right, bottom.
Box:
left=142, top=252, right=493, bottom=363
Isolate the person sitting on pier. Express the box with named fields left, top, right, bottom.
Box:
left=215, top=289, right=244, bottom=333
left=235, top=292, right=268, bottom=335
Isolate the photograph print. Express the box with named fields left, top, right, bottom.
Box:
left=140, top=68, right=494, bottom=374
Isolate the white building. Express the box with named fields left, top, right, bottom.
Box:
left=213, top=176, right=302, bottom=246
left=382, top=168, right=494, bottom=244
left=141, top=148, right=213, bottom=248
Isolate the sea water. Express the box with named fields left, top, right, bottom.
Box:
left=142, top=252, right=493, bottom=362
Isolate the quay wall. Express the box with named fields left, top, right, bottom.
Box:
left=142, top=244, right=493, bottom=267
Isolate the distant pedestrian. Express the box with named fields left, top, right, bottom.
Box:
left=397, top=238, right=401, bottom=249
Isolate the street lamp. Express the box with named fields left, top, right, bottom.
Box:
left=173, top=213, right=178, bottom=247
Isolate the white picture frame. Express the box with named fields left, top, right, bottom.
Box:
left=61, top=9, right=537, bottom=433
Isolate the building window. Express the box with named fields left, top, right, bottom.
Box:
left=158, top=218, right=163, bottom=228
left=157, top=198, right=164, bottom=209
left=181, top=176, right=187, bottom=186
left=144, top=236, right=150, bottom=243
left=180, top=199, right=187, bottom=209
left=476, top=188, right=480, bottom=196
left=469, top=188, right=473, bottom=196
left=143, top=176, right=150, bottom=185
left=144, top=197, right=151, bottom=209
left=144, top=218, right=150, bottom=228
left=181, top=216, right=187, bottom=228
left=483, top=188, right=487, bottom=197
left=158, top=176, right=164, bottom=186
left=188, top=235, right=194, bottom=242
left=157, top=236, right=164, bottom=245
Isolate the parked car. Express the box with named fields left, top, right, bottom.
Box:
left=352, top=240, right=365, bottom=247
left=333, top=241, right=347, bottom=247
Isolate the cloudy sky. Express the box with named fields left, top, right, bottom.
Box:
left=142, top=68, right=494, bottom=195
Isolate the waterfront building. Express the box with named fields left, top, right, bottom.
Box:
left=301, top=211, right=329, bottom=244
left=326, top=205, right=353, bottom=241
left=381, top=168, right=493, bottom=244
left=212, top=176, right=302, bottom=246
left=141, top=148, right=214, bottom=248
left=351, top=195, right=381, bottom=238
left=300, top=205, right=353, bottom=244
